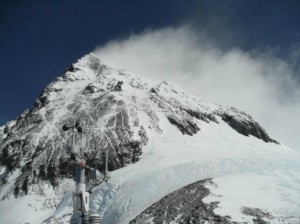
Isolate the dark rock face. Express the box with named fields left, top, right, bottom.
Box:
left=241, top=207, right=273, bottom=224
left=167, top=116, right=200, bottom=135
left=183, top=108, right=218, bottom=123
left=219, top=110, right=277, bottom=143
left=0, top=94, right=148, bottom=197
left=130, top=179, right=232, bottom=224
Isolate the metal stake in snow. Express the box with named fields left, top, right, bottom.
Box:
left=63, top=121, right=111, bottom=224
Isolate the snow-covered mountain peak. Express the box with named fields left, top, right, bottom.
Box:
left=0, top=53, right=278, bottom=196
left=0, top=53, right=299, bottom=224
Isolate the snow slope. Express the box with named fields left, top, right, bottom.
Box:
left=0, top=53, right=299, bottom=223
left=48, top=111, right=299, bottom=223
left=87, top=117, right=300, bottom=224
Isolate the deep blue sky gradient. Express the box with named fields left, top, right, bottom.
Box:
left=0, top=0, right=300, bottom=125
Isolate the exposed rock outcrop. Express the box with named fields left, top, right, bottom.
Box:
left=130, top=179, right=231, bottom=224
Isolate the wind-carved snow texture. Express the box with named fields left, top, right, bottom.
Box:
left=0, top=53, right=277, bottom=200
left=130, top=179, right=231, bottom=224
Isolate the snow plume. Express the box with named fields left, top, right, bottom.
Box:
left=94, top=26, right=300, bottom=151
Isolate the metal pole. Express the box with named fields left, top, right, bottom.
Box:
left=68, top=123, right=90, bottom=224
left=79, top=161, right=89, bottom=224
left=66, top=123, right=111, bottom=224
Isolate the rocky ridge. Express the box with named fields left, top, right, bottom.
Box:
left=130, top=179, right=232, bottom=224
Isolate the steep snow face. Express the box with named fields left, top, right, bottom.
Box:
left=0, top=53, right=299, bottom=224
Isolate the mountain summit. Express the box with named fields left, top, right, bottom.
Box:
left=0, top=53, right=299, bottom=224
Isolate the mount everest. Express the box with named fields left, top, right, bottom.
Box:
left=0, top=53, right=299, bottom=223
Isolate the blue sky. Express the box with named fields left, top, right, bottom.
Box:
left=0, top=0, right=190, bottom=124
left=1, top=0, right=300, bottom=149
